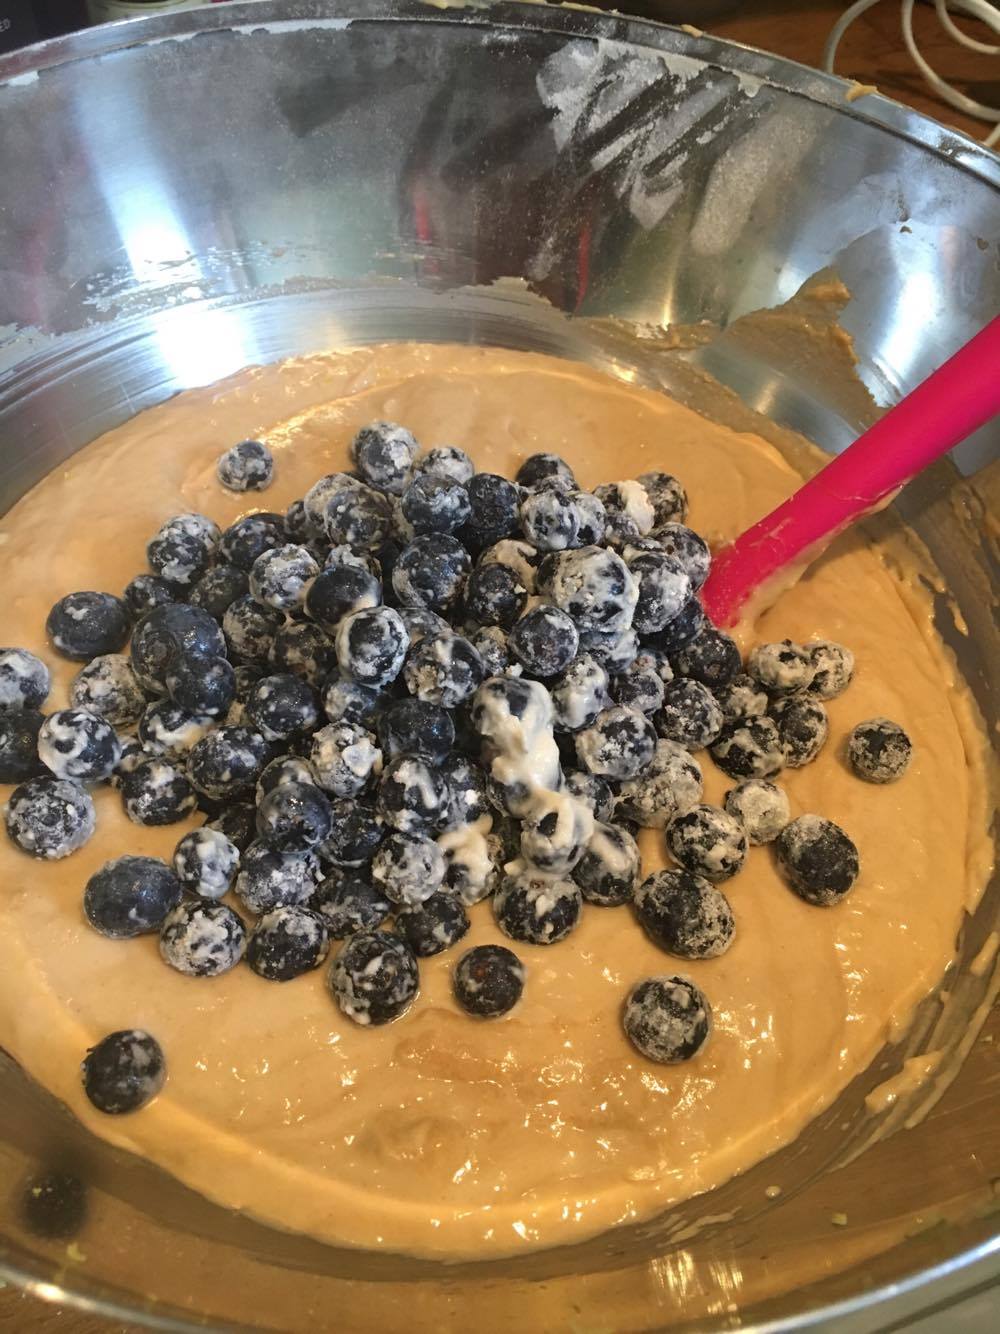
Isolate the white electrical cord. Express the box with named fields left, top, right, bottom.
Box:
left=822, top=0, right=1000, bottom=148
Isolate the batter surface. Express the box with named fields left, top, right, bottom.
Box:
left=0, top=344, right=990, bottom=1258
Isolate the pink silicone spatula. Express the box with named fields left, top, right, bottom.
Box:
left=700, top=315, right=1000, bottom=628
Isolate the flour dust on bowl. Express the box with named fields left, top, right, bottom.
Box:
left=0, top=3, right=997, bottom=1331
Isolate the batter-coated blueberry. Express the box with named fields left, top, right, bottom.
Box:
left=464, top=562, right=528, bottom=628
left=564, top=770, right=615, bottom=823
left=629, top=552, right=691, bottom=636
left=673, top=626, right=742, bottom=688
left=160, top=899, right=246, bottom=976
left=637, top=471, right=688, bottom=526
left=324, top=482, right=393, bottom=550
left=249, top=544, right=319, bottom=613
left=222, top=596, right=283, bottom=664
left=377, top=755, right=450, bottom=834
left=412, top=446, right=475, bottom=485
left=401, top=474, right=471, bottom=536
left=713, top=673, right=768, bottom=725
left=305, top=564, right=381, bottom=634
left=166, top=654, right=236, bottom=720
left=611, top=658, right=665, bottom=716
left=615, top=737, right=703, bottom=829
left=593, top=480, right=655, bottom=545
left=550, top=654, right=610, bottom=733
left=460, top=473, right=521, bottom=551
left=515, top=453, right=576, bottom=491
left=540, top=546, right=638, bottom=638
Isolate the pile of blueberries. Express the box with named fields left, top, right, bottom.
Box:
left=0, top=426, right=914, bottom=1116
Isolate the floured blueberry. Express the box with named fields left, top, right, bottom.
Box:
left=378, top=699, right=454, bottom=764
left=470, top=625, right=514, bottom=677
left=84, top=855, right=182, bottom=938
left=324, top=482, right=393, bottom=550
left=439, top=754, right=490, bottom=828
left=847, top=718, right=912, bottom=784
left=516, top=452, right=575, bottom=490
left=777, top=814, right=860, bottom=904
left=478, top=539, right=540, bottom=593
left=723, top=779, right=790, bottom=845
left=747, top=640, right=814, bottom=698
left=38, top=709, right=121, bottom=783
left=440, top=826, right=503, bottom=905
left=160, top=899, right=246, bottom=976
left=582, top=625, right=640, bottom=675
left=188, top=564, right=250, bottom=621
left=321, top=674, right=385, bottom=729
left=310, top=722, right=381, bottom=797
left=336, top=606, right=409, bottom=688
left=464, top=562, right=527, bottom=628
left=248, top=905, right=329, bottom=981
left=634, top=869, right=734, bottom=958
left=412, top=446, right=474, bottom=485
left=611, top=657, right=665, bottom=715
left=397, top=891, right=470, bottom=957
left=47, top=591, right=131, bottom=662
left=187, top=726, right=270, bottom=801
left=147, top=513, right=218, bottom=587
left=371, top=831, right=445, bottom=906
left=461, top=473, right=521, bottom=551
left=576, top=705, right=656, bottom=780
left=642, top=596, right=705, bottom=657
left=615, top=738, right=703, bottom=829
left=520, top=797, right=593, bottom=874
left=623, top=975, right=711, bottom=1063
left=403, top=632, right=484, bottom=708
left=540, top=546, right=638, bottom=638
left=520, top=488, right=580, bottom=551
left=270, top=621, right=337, bottom=688
left=771, top=696, right=829, bottom=768
left=217, top=438, right=273, bottom=492
left=219, top=512, right=287, bottom=572
left=550, top=654, right=610, bottom=732
left=173, top=827, right=240, bottom=898
left=668, top=803, right=747, bottom=882
left=378, top=755, right=450, bottom=834
left=82, top=1030, right=165, bottom=1114
left=305, top=564, right=381, bottom=634
left=564, top=770, right=615, bottom=822
left=651, top=525, right=711, bottom=591
left=806, top=640, right=855, bottom=700
left=206, top=801, right=257, bottom=852
left=138, top=700, right=214, bottom=760
left=713, top=673, right=768, bottom=725
left=132, top=603, right=225, bottom=693
left=629, top=552, right=691, bottom=636
left=317, top=801, right=385, bottom=869
left=245, top=673, right=319, bottom=742
left=594, top=479, right=655, bottom=544
left=330, top=929, right=420, bottom=1026
left=401, top=474, right=471, bottom=537
left=0, top=711, right=45, bottom=784
left=454, top=944, right=525, bottom=1018
left=392, top=534, right=470, bottom=611
left=257, top=781, right=333, bottom=851
left=70, top=655, right=145, bottom=728
left=572, top=822, right=640, bottom=906
left=0, top=648, right=50, bottom=712
left=122, top=758, right=198, bottom=825
left=249, top=544, right=319, bottom=613
left=311, top=874, right=391, bottom=937
left=710, top=716, right=785, bottom=780
left=673, top=626, right=741, bottom=688
left=637, top=471, right=688, bottom=526
left=259, top=754, right=316, bottom=800
left=124, top=574, right=177, bottom=619
left=655, top=679, right=724, bottom=751
left=222, top=596, right=283, bottom=664
left=510, top=605, right=579, bottom=678
left=166, top=654, right=236, bottom=720
left=494, top=871, right=582, bottom=945
left=351, top=421, right=419, bottom=494
left=235, top=841, right=320, bottom=913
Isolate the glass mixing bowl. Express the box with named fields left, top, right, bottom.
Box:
left=0, top=4, right=997, bottom=1329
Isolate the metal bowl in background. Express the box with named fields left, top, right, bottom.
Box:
left=0, top=3, right=997, bottom=1330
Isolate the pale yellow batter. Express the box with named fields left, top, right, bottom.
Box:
left=0, top=345, right=991, bottom=1259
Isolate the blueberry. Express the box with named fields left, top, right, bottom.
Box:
left=494, top=871, right=582, bottom=945
left=160, top=899, right=246, bottom=976
left=168, top=655, right=237, bottom=723
left=520, top=797, right=592, bottom=874
left=123, top=575, right=177, bottom=619
left=377, top=698, right=454, bottom=763
left=5, top=776, right=94, bottom=859
left=713, top=672, right=768, bottom=725
left=668, top=803, right=747, bottom=882
left=146, top=513, right=218, bottom=587
left=611, top=658, right=665, bottom=715
left=371, top=831, right=444, bottom=906
left=673, top=626, right=742, bottom=688
left=581, top=625, right=640, bottom=675
left=337, top=606, right=410, bottom=689
left=218, top=596, right=278, bottom=664
left=330, top=929, right=419, bottom=1025
left=400, top=474, right=471, bottom=537
left=637, top=471, right=688, bottom=526
left=269, top=621, right=336, bottom=688
left=564, top=770, right=615, bottom=822
left=594, top=480, right=655, bottom=545
left=747, top=640, right=815, bottom=697
left=84, top=855, right=182, bottom=938
left=710, top=716, right=785, bottom=780
left=454, top=944, right=525, bottom=1017
left=303, top=473, right=361, bottom=532
left=256, top=781, right=332, bottom=851
left=460, top=473, right=521, bottom=551
left=806, top=640, right=855, bottom=700
left=629, top=552, right=691, bottom=637
left=172, top=827, right=241, bottom=898
left=243, top=673, right=319, bottom=743
left=652, top=525, right=711, bottom=591
left=18, top=1170, right=88, bottom=1239
left=69, top=655, right=145, bottom=728
left=187, top=725, right=270, bottom=801
left=480, top=539, right=540, bottom=593
left=138, top=700, right=214, bottom=760
left=206, top=801, right=257, bottom=851
left=218, top=512, right=287, bottom=572
left=131, top=603, right=226, bottom=693
left=82, top=1030, right=165, bottom=1114
left=771, top=696, right=829, bottom=768
left=304, top=565, right=382, bottom=635
left=323, top=480, right=393, bottom=550
left=403, top=632, right=484, bottom=709
left=351, top=421, right=419, bottom=494
left=398, top=606, right=452, bottom=646
left=285, top=498, right=315, bottom=544
left=623, top=975, right=711, bottom=1063
left=464, top=562, right=528, bottom=629
left=321, top=673, right=386, bottom=728
left=777, top=814, right=860, bottom=905
left=550, top=654, right=610, bottom=732
left=572, top=822, right=640, bottom=906
left=217, top=439, right=274, bottom=492
left=235, top=841, right=320, bottom=913
left=109, top=736, right=145, bottom=789
left=396, top=891, right=470, bottom=957
left=392, top=534, right=471, bottom=612
left=377, top=755, right=449, bottom=835
left=518, top=488, right=578, bottom=551
left=311, top=873, right=391, bottom=936
left=509, top=605, right=579, bottom=678
left=47, top=591, right=131, bottom=662
left=724, top=779, right=790, bottom=845
left=188, top=563, right=250, bottom=621
left=470, top=625, right=514, bottom=677
left=541, top=546, right=638, bottom=638
left=616, top=738, right=703, bottom=829
left=310, top=722, right=381, bottom=797
left=576, top=705, right=655, bottom=780
left=634, top=868, right=734, bottom=958
left=569, top=491, right=608, bottom=547
left=438, top=754, right=490, bottom=828
left=248, top=544, right=319, bottom=614
left=122, top=758, right=198, bottom=825
left=847, top=718, right=912, bottom=784
left=37, top=708, right=120, bottom=783
left=412, top=446, right=475, bottom=485
left=655, top=679, right=724, bottom=751
left=439, top=825, right=503, bottom=905
left=256, top=754, right=316, bottom=801
left=0, top=710, right=45, bottom=783
left=247, top=905, right=329, bottom=981
left=515, top=453, right=576, bottom=490
left=0, top=648, right=50, bottom=712
left=642, top=598, right=705, bottom=657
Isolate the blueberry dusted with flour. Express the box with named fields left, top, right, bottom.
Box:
left=634, top=869, right=734, bottom=959
left=166, top=654, right=236, bottom=719
left=244, top=673, right=319, bottom=742
left=464, top=562, right=528, bottom=628
left=84, top=855, right=182, bottom=938
left=248, top=906, right=329, bottom=981
left=0, top=711, right=45, bottom=784
left=713, top=673, right=768, bottom=725
left=187, top=726, right=270, bottom=801
left=594, top=480, right=655, bottom=545
left=311, top=874, right=391, bottom=937
left=771, top=696, right=829, bottom=768
left=217, top=438, right=274, bottom=492
left=572, top=822, right=640, bottom=906
left=392, top=534, right=470, bottom=612
left=655, top=679, right=724, bottom=751
left=371, top=831, right=444, bottom=906
left=454, top=944, right=525, bottom=1018
left=611, top=658, right=665, bottom=716
left=218, top=512, right=287, bottom=572
left=519, top=487, right=579, bottom=551
left=643, top=598, right=705, bottom=658
left=249, top=544, right=319, bottom=613
left=494, top=871, right=582, bottom=946
left=235, top=841, right=320, bottom=913
left=322, top=674, right=385, bottom=729
left=324, top=481, right=393, bottom=550
left=188, top=564, right=250, bottom=621
left=616, top=738, right=703, bottom=829
left=520, top=798, right=593, bottom=874
left=510, top=605, right=579, bottom=678
left=570, top=490, right=608, bottom=546
left=270, top=621, right=337, bottom=688
left=576, top=705, right=655, bottom=780
left=461, top=473, right=521, bottom=550
left=747, top=640, right=814, bottom=698
left=206, top=801, right=257, bottom=852
left=147, top=513, right=219, bottom=587
left=330, top=929, right=420, bottom=1026
left=378, top=755, right=449, bottom=834
left=652, top=524, right=711, bottom=591
left=624, top=976, right=711, bottom=1064
left=138, top=700, right=213, bottom=760
left=412, top=445, right=475, bottom=485
left=806, top=640, right=855, bottom=700
left=6, top=776, right=95, bottom=859
left=565, top=770, right=615, bottom=823
left=403, top=632, right=484, bottom=708
left=0, top=648, right=50, bottom=713
left=480, top=539, right=540, bottom=593
left=439, top=753, right=490, bottom=828
left=777, top=814, right=860, bottom=904
left=82, top=1031, right=165, bottom=1115
left=541, top=546, right=638, bottom=637
left=310, top=722, right=382, bottom=797
left=124, top=575, right=177, bottom=619
left=550, top=654, right=610, bottom=732
left=847, top=718, right=912, bottom=784
left=351, top=421, right=419, bottom=494
left=637, top=471, right=688, bottom=526
left=173, top=827, right=240, bottom=898
left=724, top=779, right=790, bottom=845
left=397, top=892, right=470, bottom=957
left=257, top=781, right=332, bottom=852
left=629, top=552, right=691, bottom=636
left=668, top=803, right=747, bottom=882
left=377, top=699, right=454, bottom=764
left=305, top=564, right=381, bottom=634
left=674, top=626, right=742, bottom=688
left=398, top=606, right=452, bottom=646
left=470, top=625, right=514, bottom=677
left=256, top=755, right=316, bottom=803
left=401, top=474, right=471, bottom=536
left=160, top=899, right=246, bottom=977
left=582, top=625, right=640, bottom=675
left=222, top=596, right=283, bottom=665
left=710, top=716, right=785, bottom=780
left=131, top=602, right=226, bottom=693
left=38, top=709, right=121, bottom=783
left=440, top=825, right=503, bottom=904
left=69, top=655, right=145, bottom=728
left=47, top=591, right=131, bottom=662
left=336, top=607, right=409, bottom=688
left=516, top=452, right=576, bottom=491
left=122, top=758, right=198, bottom=825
